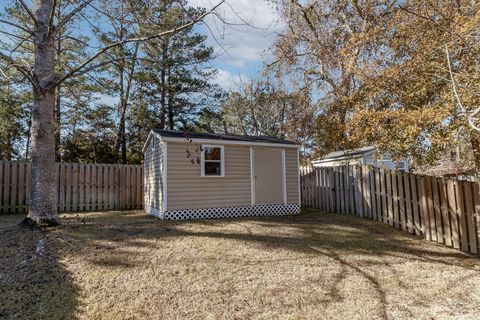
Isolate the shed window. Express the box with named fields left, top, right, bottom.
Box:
left=201, top=145, right=224, bottom=177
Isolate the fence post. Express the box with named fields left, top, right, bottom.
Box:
left=473, top=183, right=480, bottom=255
left=463, top=181, right=477, bottom=254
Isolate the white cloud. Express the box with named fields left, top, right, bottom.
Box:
left=190, top=0, right=283, bottom=68
left=213, top=69, right=248, bottom=91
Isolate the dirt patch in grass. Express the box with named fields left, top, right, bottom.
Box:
left=1, top=209, right=480, bottom=319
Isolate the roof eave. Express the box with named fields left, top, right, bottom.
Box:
left=158, top=135, right=301, bottom=148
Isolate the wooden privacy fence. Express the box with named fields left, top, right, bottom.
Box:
left=301, top=165, right=480, bottom=256
left=0, top=161, right=143, bottom=214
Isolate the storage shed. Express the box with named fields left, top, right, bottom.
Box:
left=143, top=129, right=301, bottom=220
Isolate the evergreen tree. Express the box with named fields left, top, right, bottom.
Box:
left=127, top=1, right=221, bottom=161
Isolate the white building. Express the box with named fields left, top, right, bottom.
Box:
left=312, top=146, right=409, bottom=171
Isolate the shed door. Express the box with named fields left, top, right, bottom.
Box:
left=253, top=148, right=284, bottom=205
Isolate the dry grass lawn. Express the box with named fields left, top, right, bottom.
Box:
left=1, top=209, right=480, bottom=320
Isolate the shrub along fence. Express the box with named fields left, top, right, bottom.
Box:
left=301, top=165, right=480, bottom=256
left=0, top=161, right=143, bottom=214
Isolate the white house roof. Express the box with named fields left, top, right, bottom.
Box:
left=312, top=146, right=376, bottom=164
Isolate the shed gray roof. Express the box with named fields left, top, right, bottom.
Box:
left=153, top=129, right=297, bottom=145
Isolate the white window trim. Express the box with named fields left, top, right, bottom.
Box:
left=200, top=144, right=225, bottom=177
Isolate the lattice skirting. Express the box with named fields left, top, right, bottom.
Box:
left=147, top=203, right=300, bottom=220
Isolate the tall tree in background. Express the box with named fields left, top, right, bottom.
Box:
left=127, top=1, right=221, bottom=160
left=0, top=82, right=29, bottom=160
left=273, top=0, right=480, bottom=170
left=0, top=0, right=225, bottom=226
left=221, top=71, right=316, bottom=150
left=273, top=0, right=381, bottom=156
left=0, top=1, right=100, bottom=162
left=136, top=2, right=219, bottom=129
left=97, top=1, right=140, bottom=164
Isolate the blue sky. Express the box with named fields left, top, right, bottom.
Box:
left=0, top=0, right=281, bottom=92
left=192, top=0, right=282, bottom=90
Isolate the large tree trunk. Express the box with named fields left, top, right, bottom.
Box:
left=158, top=39, right=169, bottom=130
left=114, top=66, right=127, bottom=164
left=25, top=0, right=58, bottom=226
left=54, top=1, right=62, bottom=162
left=54, top=86, right=61, bottom=162
left=167, top=65, right=174, bottom=130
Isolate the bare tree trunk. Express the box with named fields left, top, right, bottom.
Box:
left=159, top=41, right=168, bottom=130
left=54, top=1, right=62, bottom=162
left=114, top=67, right=126, bottom=163
left=167, top=93, right=174, bottom=130
left=24, top=108, right=32, bottom=160
left=25, top=0, right=58, bottom=226
left=54, top=86, right=61, bottom=161
left=167, top=63, right=174, bottom=130
left=159, top=67, right=166, bottom=129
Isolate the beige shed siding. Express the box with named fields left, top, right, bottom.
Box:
left=167, top=142, right=251, bottom=210
left=285, top=148, right=299, bottom=203
left=144, top=136, right=164, bottom=212
left=166, top=141, right=299, bottom=211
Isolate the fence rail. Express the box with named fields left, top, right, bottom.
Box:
left=0, top=161, right=143, bottom=214
left=301, top=165, right=480, bottom=256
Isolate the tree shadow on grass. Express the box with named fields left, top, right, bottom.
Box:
left=61, top=209, right=480, bottom=269
left=0, top=224, right=78, bottom=320
left=40, top=212, right=480, bottom=319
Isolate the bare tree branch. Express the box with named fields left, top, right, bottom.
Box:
left=0, top=18, right=34, bottom=35
left=0, top=29, right=32, bottom=42
left=17, top=0, right=38, bottom=25
left=54, top=0, right=225, bottom=88
left=10, top=34, right=33, bottom=54
left=446, top=44, right=480, bottom=131
left=47, top=0, right=58, bottom=37
left=0, top=50, right=35, bottom=87
left=58, top=0, right=95, bottom=30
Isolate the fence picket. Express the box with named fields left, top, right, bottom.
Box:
left=11, top=163, right=18, bottom=213
left=375, top=168, right=382, bottom=221
left=410, top=175, right=422, bottom=235
left=439, top=179, right=452, bottom=246
left=370, top=169, right=377, bottom=220
left=348, top=167, right=354, bottom=215
left=357, top=166, right=364, bottom=217
left=463, top=182, right=477, bottom=254
left=403, top=172, right=413, bottom=233
left=392, top=172, right=400, bottom=228
left=455, top=181, right=469, bottom=252
left=299, top=164, right=480, bottom=256
left=0, top=162, right=143, bottom=214
left=334, top=167, right=340, bottom=212
left=397, top=171, right=406, bottom=231
left=4, top=162, right=11, bottom=214
left=385, top=170, right=394, bottom=226
left=431, top=177, right=444, bottom=243
left=363, top=166, right=371, bottom=218
left=447, top=180, right=460, bottom=249
left=473, top=184, right=480, bottom=255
